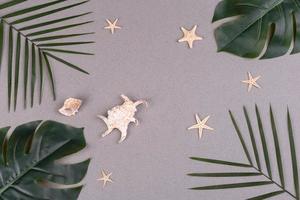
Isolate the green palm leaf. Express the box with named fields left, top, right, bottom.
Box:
left=1, top=0, right=66, bottom=18
left=0, top=20, right=3, bottom=69
left=0, top=1, right=26, bottom=10
left=243, top=106, right=261, bottom=170
left=229, top=110, right=253, bottom=165
left=188, top=172, right=261, bottom=177
left=190, top=157, right=251, bottom=168
left=0, top=120, right=90, bottom=199
left=26, top=21, right=93, bottom=37
left=30, top=44, right=36, bottom=108
left=10, top=1, right=86, bottom=25
left=247, top=191, right=285, bottom=200
left=212, top=0, right=300, bottom=59
left=13, top=32, right=21, bottom=111
left=255, top=105, right=272, bottom=178
left=270, top=106, right=285, bottom=187
left=190, top=181, right=272, bottom=190
left=189, top=105, right=300, bottom=199
left=38, top=50, right=44, bottom=104
left=0, top=0, right=94, bottom=111
left=42, top=48, right=94, bottom=55
left=19, top=12, right=92, bottom=31
left=7, top=26, right=13, bottom=111
left=287, top=109, right=299, bottom=198
left=32, top=32, right=94, bottom=42
left=43, top=53, right=56, bottom=100
left=23, top=39, right=29, bottom=108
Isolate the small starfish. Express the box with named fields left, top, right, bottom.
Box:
left=188, top=114, right=213, bottom=139
left=178, top=25, right=203, bottom=48
left=97, top=170, right=113, bottom=187
left=242, top=72, right=261, bottom=92
left=104, top=18, right=121, bottom=34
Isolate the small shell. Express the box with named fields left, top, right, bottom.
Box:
left=59, top=98, right=82, bottom=117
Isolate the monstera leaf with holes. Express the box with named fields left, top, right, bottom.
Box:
left=213, top=0, right=300, bottom=59
left=0, top=120, right=90, bottom=199
left=189, top=106, right=299, bottom=200
left=0, top=0, right=94, bottom=111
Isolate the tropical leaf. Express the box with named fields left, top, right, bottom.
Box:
left=212, top=0, right=300, bottom=59
left=0, top=120, right=90, bottom=199
left=0, top=0, right=94, bottom=111
left=188, top=105, right=300, bottom=199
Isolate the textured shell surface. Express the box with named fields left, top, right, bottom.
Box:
left=59, top=98, right=82, bottom=117
left=108, top=104, right=136, bottom=122
left=98, top=95, right=147, bottom=143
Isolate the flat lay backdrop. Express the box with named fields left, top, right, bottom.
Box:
left=1, top=0, right=300, bottom=200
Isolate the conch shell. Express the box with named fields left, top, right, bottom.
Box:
left=98, top=94, right=147, bottom=143
left=59, top=98, right=82, bottom=117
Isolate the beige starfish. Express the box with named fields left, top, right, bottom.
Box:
left=178, top=25, right=203, bottom=48
left=97, top=170, right=113, bottom=187
left=188, top=114, right=213, bottom=139
left=104, top=18, right=121, bottom=34
left=242, top=72, right=261, bottom=92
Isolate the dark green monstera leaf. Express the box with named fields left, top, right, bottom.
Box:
left=212, top=0, right=300, bottom=59
left=0, top=120, right=90, bottom=199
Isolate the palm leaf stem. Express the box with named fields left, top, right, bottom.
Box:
left=250, top=163, right=297, bottom=199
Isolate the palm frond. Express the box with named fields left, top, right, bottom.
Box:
left=255, top=105, right=272, bottom=178
left=243, top=106, right=261, bottom=170
left=43, top=52, right=56, bottom=100
left=190, top=181, right=273, bottom=190
left=19, top=12, right=92, bottom=31
left=44, top=52, right=89, bottom=74
left=13, top=32, right=21, bottom=110
left=0, top=20, right=4, bottom=69
left=0, top=0, right=93, bottom=110
left=30, top=44, right=36, bottom=107
left=42, top=48, right=94, bottom=55
left=229, top=110, right=253, bottom=165
left=190, top=157, right=251, bottom=168
left=189, top=105, right=300, bottom=199
left=188, top=172, right=261, bottom=177
left=0, top=0, right=26, bottom=10
left=287, top=109, right=299, bottom=198
left=7, top=26, right=13, bottom=110
left=246, top=191, right=285, bottom=200
left=26, top=21, right=93, bottom=37
left=23, top=38, right=29, bottom=108
left=270, top=106, right=285, bottom=187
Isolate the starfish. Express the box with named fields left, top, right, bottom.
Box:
left=97, top=170, right=113, bottom=187
left=104, top=18, right=121, bottom=34
left=242, top=72, right=261, bottom=92
left=178, top=25, right=203, bottom=48
left=188, top=114, right=213, bottom=139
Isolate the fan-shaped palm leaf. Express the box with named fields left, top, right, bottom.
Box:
left=188, top=105, right=300, bottom=199
left=0, top=120, right=90, bottom=199
left=212, top=0, right=300, bottom=59
left=0, top=0, right=94, bottom=111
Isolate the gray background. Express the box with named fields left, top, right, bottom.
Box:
left=0, top=0, right=300, bottom=199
